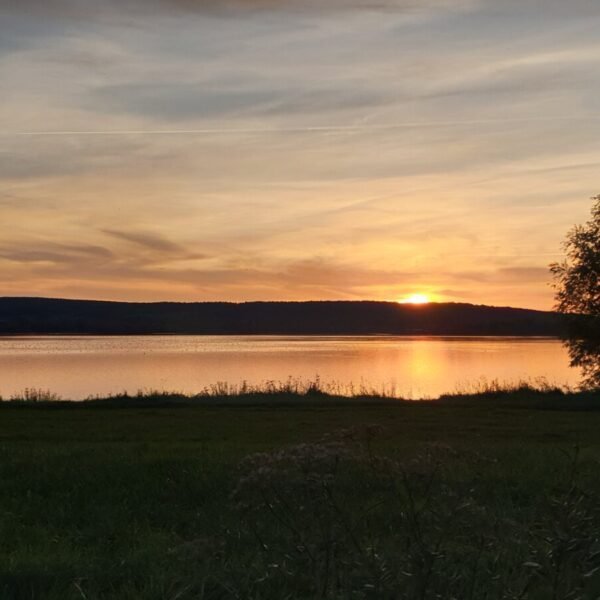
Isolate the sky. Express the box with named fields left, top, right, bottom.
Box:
left=1, top=0, right=600, bottom=309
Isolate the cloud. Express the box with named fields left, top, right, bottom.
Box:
left=102, top=229, right=188, bottom=254
left=281, top=257, right=412, bottom=287
left=0, top=137, right=155, bottom=181
left=451, top=266, right=551, bottom=284
left=89, top=82, right=384, bottom=121
left=153, top=0, right=481, bottom=14
left=496, top=267, right=550, bottom=282
left=0, top=242, right=114, bottom=264
left=1, top=0, right=477, bottom=18
left=0, top=250, right=422, bottom=301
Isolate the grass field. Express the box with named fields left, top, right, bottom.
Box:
left=1, top=387, right=600, bottom=599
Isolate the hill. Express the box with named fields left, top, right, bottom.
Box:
left=0, top=297, right=564, bottom=336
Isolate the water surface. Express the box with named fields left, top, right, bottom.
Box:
left=0, top=335, right=579, bottom=400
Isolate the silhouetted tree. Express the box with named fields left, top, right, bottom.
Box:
left=550, top=196, right=600, bottom=389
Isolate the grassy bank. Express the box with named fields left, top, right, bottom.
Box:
left=1, top=387, right=600, bottom=599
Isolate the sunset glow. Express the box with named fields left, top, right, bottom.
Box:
left=400, top=294, right=431, bottom=305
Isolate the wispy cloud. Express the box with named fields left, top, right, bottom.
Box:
left=102, top=229, right=187, bottom=254
left=1, top=0, right=478, bottom=18
left=0, top=242, right=114, bottom=264
left=6, top=116, right=600, bottom=137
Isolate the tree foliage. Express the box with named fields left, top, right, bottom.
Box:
left=550, top=196, right=600, bottom=389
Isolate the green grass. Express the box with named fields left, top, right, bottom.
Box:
left=1, top=387, right=600, bottom=599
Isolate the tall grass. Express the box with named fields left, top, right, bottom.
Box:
left=38, top=377, right=406, bottom=406
left=189, top=376, right=405, bottom=399
left=8, top=388, right=62, bottom=403
left=449, top=376, right=571, bottom=396
left=3, top=377, right=592, bottom=407
left=226, top=430, right=600, bottom=599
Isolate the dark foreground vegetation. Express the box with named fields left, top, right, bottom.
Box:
left=1, top=386, right=600, bottom=599
left=0, top=297, right=564, bottom=335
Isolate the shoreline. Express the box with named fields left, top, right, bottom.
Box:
left=2, top=384, right=598, bottom=409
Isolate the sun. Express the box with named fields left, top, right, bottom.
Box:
left=399, top=293, right=430, bottom=305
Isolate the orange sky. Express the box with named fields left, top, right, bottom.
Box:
left=1, top=1, right=600, bottom=309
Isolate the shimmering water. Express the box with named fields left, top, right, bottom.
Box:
left=0, top=335, right=579, bottom=400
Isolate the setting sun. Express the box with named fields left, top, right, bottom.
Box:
left=399, top=294, right=431, bottom=305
